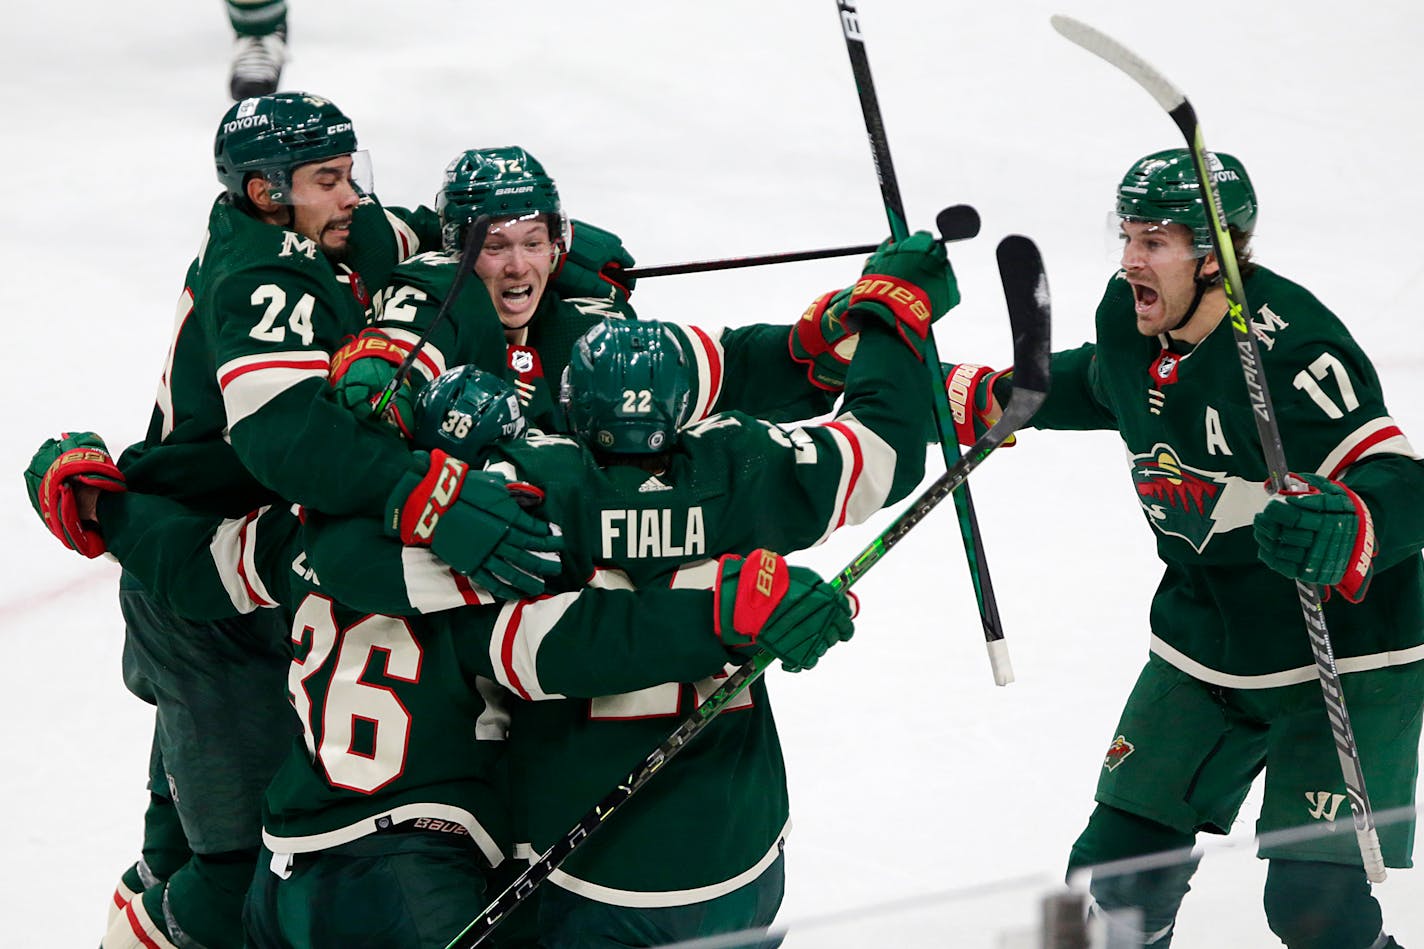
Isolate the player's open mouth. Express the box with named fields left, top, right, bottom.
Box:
left=1132, top=283, right=1159, bottom=313
left=503, top=285, right=533, bottom=305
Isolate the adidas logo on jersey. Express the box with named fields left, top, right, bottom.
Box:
left=638, top=476, right=672, bottom=493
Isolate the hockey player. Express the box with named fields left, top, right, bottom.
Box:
left=945, top=149, right=1424, bottom=948
left=70, top=93, right=562, bottom=949
left=25, top=370, right=854, bottom=949
left=474, top=229, right=952, bottom=945
left=330, top=146, right=843, bottom=434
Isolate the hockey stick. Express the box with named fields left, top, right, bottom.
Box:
left=622, top=204, right=981, bottom=279
left=836, top=0, right=1013, bottom=686
left=1051, top=14, right=1387, bottom=884
left=370, top=214, right=490, bottom=418
left=443, top=235, right=1052, bottom=949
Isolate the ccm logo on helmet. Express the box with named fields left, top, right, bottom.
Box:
left=326, top=123, right=353, bottom=135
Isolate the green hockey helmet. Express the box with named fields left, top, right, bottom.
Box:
left=436, top=146, right=570, bottom=255
left=1116, top=148, right=1257, bottom=255
left=213, top=92, right=365, bottom=204
left=412, top=366, right=527, bottom=465
left=560, top=318, right=691, bottom=455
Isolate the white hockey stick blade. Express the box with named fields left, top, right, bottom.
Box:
left=1049, top=15, right=1187, bottom=113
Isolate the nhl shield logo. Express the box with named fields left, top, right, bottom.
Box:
left=1104, top=735, right=1135, bottom=772
left=1149, top=350, right=1181, bottom=386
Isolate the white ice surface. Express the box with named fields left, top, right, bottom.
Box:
left=3, top=1, right=1422, bottom=945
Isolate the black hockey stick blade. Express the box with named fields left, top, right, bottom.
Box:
left=370, top=214, right=490, bottom=417
left=995, top=235, right=1051, bottom=413
left=937, top=203, right=981, bottom=243
left=621, top=204, right=979, bottom=280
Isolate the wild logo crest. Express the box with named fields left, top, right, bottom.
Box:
left=1131, top=444, right=1230, bottom=552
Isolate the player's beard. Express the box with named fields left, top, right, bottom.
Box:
left=320, top=216, right=353, bottom=263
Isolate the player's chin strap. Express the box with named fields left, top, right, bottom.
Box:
left=1167, top=256, right=1221, bottom=334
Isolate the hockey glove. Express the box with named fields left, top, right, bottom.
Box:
left=714, top=549, right=856, bottom=672
left=552, top=219, right=636, bottom=303
left=24, top=431, right=127, bottom=558
left=843, top=230, right=960, bottom=361
left=1254, top=472, right=1375, bottom=602
left=788, top=286, right=857, bottom=391
left=943, top=363, right=1015, bottom=448
left=329, top=329, right=417, bottom=436
left=386, top=450, right=564, bottom=600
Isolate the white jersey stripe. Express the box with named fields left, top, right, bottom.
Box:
left=1318, top=416, right=1419, bottom=480
left=824, top=412, right=896, bottom=526
left=489, top=593, right=578, bottom=702
left=380, top=327, right=448, bottom=383
left=384, top=209, right=421, bottom=260
left=217, top=352, right=331, bottom=428
left=548, top=817, right=790, bottom=907
left=263, top=802, right=503, bottom=868
left=237, top=512, right=278, bottom=608
left=401, top=546, right=495, bottom=613
left=1151, top=634, right=1424, bottom=689
left=209, top=509, right=275, bottom=614
left=681, top=324, right=726, bottom=422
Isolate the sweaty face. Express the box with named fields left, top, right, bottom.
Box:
left=287, top=155, right=362, bottom=260
left=1118, top=220, right=1215, bottom=337
left=475, top=216, right=554, bottom=332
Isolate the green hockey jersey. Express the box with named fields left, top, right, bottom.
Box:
left=93, top=487, right=743, bottom=866
left=1032, top=265, right=1424, bottom=683
left=118, top=194, right=440, bottom=517
left=372, top=251, right=837, bottom=432
left=479, top=326, right=930, bottom=905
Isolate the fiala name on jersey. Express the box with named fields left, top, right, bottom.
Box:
left=1130, top=443, right=1269, bottom=552
left=601, top=506, right=706, bottom=559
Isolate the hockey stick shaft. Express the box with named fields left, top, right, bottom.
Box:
left=444, top=238, right=1051, bottom=949
left=1051, top=14, right=1386, bottom=883
left=837, top=0, right=1013, bottom=686
left=621, top=205, right=980, bottom=279
left=370, top=214, right=490, bottom=417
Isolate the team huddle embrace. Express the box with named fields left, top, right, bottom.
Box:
left=24, top=84, right=1424, bottom=949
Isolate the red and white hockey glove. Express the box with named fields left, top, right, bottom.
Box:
left=943, top=363, right=1015, bottom=448
left=386, top=450, right=563, bottom=600
left=1253, top=472, right=1375, bottom=602
left=329, top=328, right=416, bottom=436
left=714, top=549, right=856, bottom=672
left=24, top=431, right=127, bottom=558
left=788, top=287, right=857, bottom=392
left=842, top=231, right=960, bottom=361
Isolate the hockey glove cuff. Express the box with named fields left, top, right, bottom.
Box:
left=843, top=231, right=960, bottom=361
left=329, top=329, right=417, bottom=436
left=714, top=550, right=855, bottom=672
left=24, top=431, right=127, bottom=558
left=386, top=451, right=564, bottom=599
left=552, top=219, right=636, bottom=303
left=943, top=363, right=1015, bottom=448
left=1253, top=471, right=1375, bottom=602
left=788, top=287, right=857, bottom=391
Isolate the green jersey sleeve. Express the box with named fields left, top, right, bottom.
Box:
left=1030, top=342, right=1119, bottom=431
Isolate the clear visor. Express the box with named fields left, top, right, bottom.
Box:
left=480, top=211, right=567, bottom=263
left=269, top=150, right=373, bottom=205
left=1108, top=215, right=1205, bottom=269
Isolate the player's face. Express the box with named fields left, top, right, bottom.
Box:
left=476, top=216, right=554, bottom=331
left=1118, top=220, right=1215, bottom=337
left=287, top=155, right=362, bottom=259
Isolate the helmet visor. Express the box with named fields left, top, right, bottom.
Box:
left=271, top=149, right=373, bottom=206
left=1113, top=216, right=1204, bottom=269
